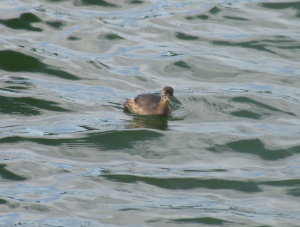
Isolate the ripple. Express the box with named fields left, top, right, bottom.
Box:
left=102, top=174, right=261, bottom=193
left=0, top=13, right=42, bottom=32
left=168, top=217, right=229, bottom=225
left=1, top=0, right=300, bottom=226
left=0, top=50, right=79, bottom=80
left=77, top=0, right=120, bottom=8
left=45, top=20, right=66, bottom=30
left=208, top=139, right=300, bottom=160
left=0, top=164, right=28, bottom=181
left=0, top=95, right=70, bottom=116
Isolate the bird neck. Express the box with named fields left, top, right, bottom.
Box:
left=158, top=99, right=169, bottom=113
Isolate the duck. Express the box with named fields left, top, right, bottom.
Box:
left=124, top=86, right=174, bottom=115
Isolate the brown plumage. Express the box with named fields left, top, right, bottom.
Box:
left=124, top=86, right=174, bottom=115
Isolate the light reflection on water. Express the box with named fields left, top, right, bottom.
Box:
left=0, top=0, right=300, bottom=226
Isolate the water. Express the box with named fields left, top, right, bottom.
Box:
left=0, top=0, right=300, bottom=226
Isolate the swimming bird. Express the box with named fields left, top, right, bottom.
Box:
left=124, top=86, right=174, bottom=115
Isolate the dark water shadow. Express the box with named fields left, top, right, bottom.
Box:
left=175, top=30, right=300, bottom=56
left=260, top=2, right=300, bottom=10
left=126, top=0, right=144, bottom=5
left=223, top=16, right=248, bottom=21
left=176, top=32, right=199, bottom=41
left=5, top=76, right=31, bottom=84
left=67, top=35, right=81, bottom=41
left=0, top=13, right=42, bottom=32
left=169, top=217, right=229, bottom=225
left=212, top=40, right=277, bottom=55
left=230, top=96, right=296, bottom=119
left=260, top=179, right=300, bottom=197
left=74, top=0, right=119, bottom=7
left=99, top=33, right=125, bottom=41
left=261, top=179, right=300, bottom=187
left=45, top=20, right=66, bottom=30
left=209, top=6, right=221, bottom=14
left=286, top=187, right=300, bottom=197
left=270, top=36, right=300, bottom=50
left=102, top=174, right=261, bottom=193
left=0, top=76, right=33, bottom=94
left=212, top=36, right=300, bottom=54
left=0, top=50, right=79, bottom=80
left=173, top=60, right=191, bottom=68
left=186, top=6, right=248, bottom=21
left=46, top=0, right=69, bottom=2
left=230, top=110, right=263, bottom=119
left=0, top=86, right=28, bottom=93
left=0, top=95, right=70, bottom=116
left=208, top=139, right=300, bottom=160
left=25, top=204, right=50, bottom=212
left=0, top=164, right=28, bottom=181
left=0, top=199, right=8, bottom=204
left=164, top=57, right=238, bottom=79
left=183, top=169, right=227, bottom=173
left=0, top=130, right=164, bottom=154
left=185, top=15, right=210, bottom=20
left=182, top=4, right=300, bottom=55
left=124, top=113, right=169, bottom=131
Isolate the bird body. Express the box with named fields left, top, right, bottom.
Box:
left=124, top=87, right=174, bottom=116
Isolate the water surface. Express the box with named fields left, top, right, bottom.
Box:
left=0, top=0, right=300, bottom=226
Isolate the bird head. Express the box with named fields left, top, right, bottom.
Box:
left=161, top=86, right=174, bottom=102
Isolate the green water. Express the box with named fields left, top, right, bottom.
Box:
left=0, top=0, right=300, bottom=226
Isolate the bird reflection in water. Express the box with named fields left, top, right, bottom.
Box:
left=123, top=111, right=169, bottom=130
